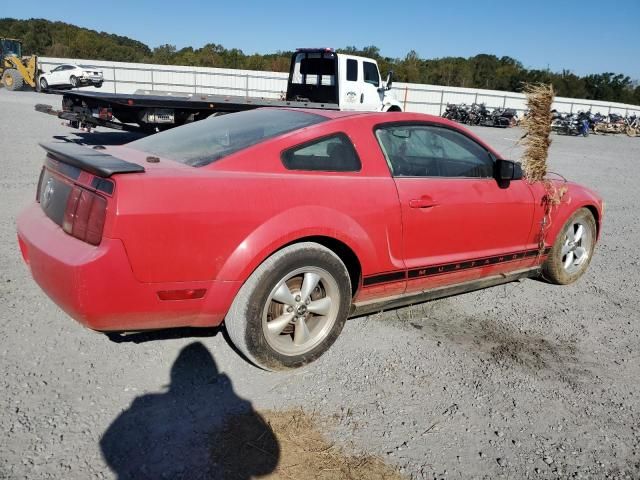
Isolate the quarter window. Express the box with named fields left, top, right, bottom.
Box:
left=282, top=134, right=361, bottom=172
left=375, top=125, right=493, bottom=178
left=363, top=62, right=380, bottom=87
left=346, top=59, right=358, bottom=81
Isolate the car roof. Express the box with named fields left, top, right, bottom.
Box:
left=281, top=108, right=368, bottom=120
left=279, top=107, right=456, bottom=126
left=276, top=108, right=502, bottom=159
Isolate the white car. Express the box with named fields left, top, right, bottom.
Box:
left=39, top=64, right=103, bottom=90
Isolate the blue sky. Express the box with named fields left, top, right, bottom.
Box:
left=4, top=0, right=640, bottom=79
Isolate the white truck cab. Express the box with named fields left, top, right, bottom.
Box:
left=286, top=48, right=402, bottom=112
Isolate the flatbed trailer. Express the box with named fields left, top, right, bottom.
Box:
left=36, top=89, right=339, bottom=133
left=34, top=48, right=402, bottom=134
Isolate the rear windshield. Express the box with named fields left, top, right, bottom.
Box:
left=128, top=109, right=327, bottom=167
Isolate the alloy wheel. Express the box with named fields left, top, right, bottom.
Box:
left=262, top=266, right=340, bottom=356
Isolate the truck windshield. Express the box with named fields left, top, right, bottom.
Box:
left=127, top=109, right=327, bottom=167
left=0, top=39, right=22, bottom=57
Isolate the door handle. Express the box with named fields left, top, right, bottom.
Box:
left=409, top=198, right=437, bottom=209
left=360, top=93, right=364, bottom=103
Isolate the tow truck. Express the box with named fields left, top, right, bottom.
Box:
left=36, top=48, right=402, bottom=133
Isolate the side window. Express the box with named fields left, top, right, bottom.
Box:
left=282, top=133, right=361, bottom=172
left=346, top=59, right=358, bottom=82
left=375, top=125, right=493, bottom=178
left=363, top=62, right=380, bottom=87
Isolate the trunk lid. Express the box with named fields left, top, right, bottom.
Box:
left=39, top=142, right=145, bottom=178
left=37, top=142, right=145, bottom=245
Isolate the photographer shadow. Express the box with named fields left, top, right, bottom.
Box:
left=100, top=342, right=279, bottom=479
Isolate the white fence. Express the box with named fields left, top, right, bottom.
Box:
left=40, top=57, right=640, bottom=117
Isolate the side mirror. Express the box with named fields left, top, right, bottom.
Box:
left=495, top=159, right=523, bottom=181
left=383, top=70, right=394, bottom=90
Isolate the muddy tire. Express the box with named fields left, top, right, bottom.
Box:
left=70, top=75, right=78, bottom=87
left=225, top=242, right=351, bottom=371
left=2, top=69, right=24, bottom=91
left=542, top=208, right=597, bottom=285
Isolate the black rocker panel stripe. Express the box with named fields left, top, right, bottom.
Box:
left=363, top=247, right=551, bottom=287
left=362, top=271, right=406, bottom=287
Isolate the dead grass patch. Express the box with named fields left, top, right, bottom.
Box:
left=212, top=408, right=405, bottom=480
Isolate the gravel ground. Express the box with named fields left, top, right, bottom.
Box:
left=1, top=89, right=639, bottom=480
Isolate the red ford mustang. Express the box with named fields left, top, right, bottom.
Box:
left=17, top=108, right=603, bottom=370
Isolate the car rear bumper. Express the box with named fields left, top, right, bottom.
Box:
left=17, top=203, right=239, bottom=331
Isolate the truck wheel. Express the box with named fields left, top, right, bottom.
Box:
left=39, top=77, right=49, bottom=91
left=70, top=75, right=78, bottom=88
left=542, top=208, right=596, bottom=285
left=94, top=82, right=103, bottom=89
left=225, top=242, right=351, bottom=371
left=2, top=69, right=24, bottom=91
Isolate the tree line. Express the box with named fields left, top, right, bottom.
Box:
left=2, top=18, right=639, bottom=105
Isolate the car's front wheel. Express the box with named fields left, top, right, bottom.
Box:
left=542, top=208, right=597, bottom=285
left=70, top=75, right=78, bottom=87
left=225, top=242, right=351, bottom=371
left=39, top=77, right=48, bottom=91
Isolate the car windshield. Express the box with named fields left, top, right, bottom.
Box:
left=128, top=109, right=327, bottom=167
left=79, top=65, right=98, bottom=69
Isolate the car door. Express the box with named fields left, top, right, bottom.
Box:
left=375, top=123, right=536, bottom=293
left=340, top=58, right=361, bottom=111
left=360, top=60, right=383, bottom=111
left=51, top=65, right=70, bottom=85
left=47, top=66, right=62, bottom=84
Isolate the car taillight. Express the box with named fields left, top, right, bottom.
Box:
left=62, top=186, right=107, bottom=245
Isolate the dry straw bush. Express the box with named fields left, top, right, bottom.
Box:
left=520, top=83, right=555, bottom=183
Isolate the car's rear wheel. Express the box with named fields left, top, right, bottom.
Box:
left=225, top=242, right=351, bottom=371
left=542, top=208, right=596, bottom=285
left=70, top=75, right=78, bottom=87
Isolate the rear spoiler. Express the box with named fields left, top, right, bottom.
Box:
left=39, top=142, right=145, bottom=178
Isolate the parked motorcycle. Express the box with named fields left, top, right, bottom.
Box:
left=443, top=102, right=518, bottom=128
left=490, top=108, right=518, bottom=128
left=625, top=114, right=639, bottom=137
left=551, top=110, right=589, bottom=136
left=593, top=113, right=627, bottom=135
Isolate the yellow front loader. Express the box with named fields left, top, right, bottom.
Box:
left=1, top=38, right=39, bottom=91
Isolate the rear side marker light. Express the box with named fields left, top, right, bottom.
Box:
left=157, top=289, right=207, bottom=301
left=63, top=186, right=107, bottom=245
